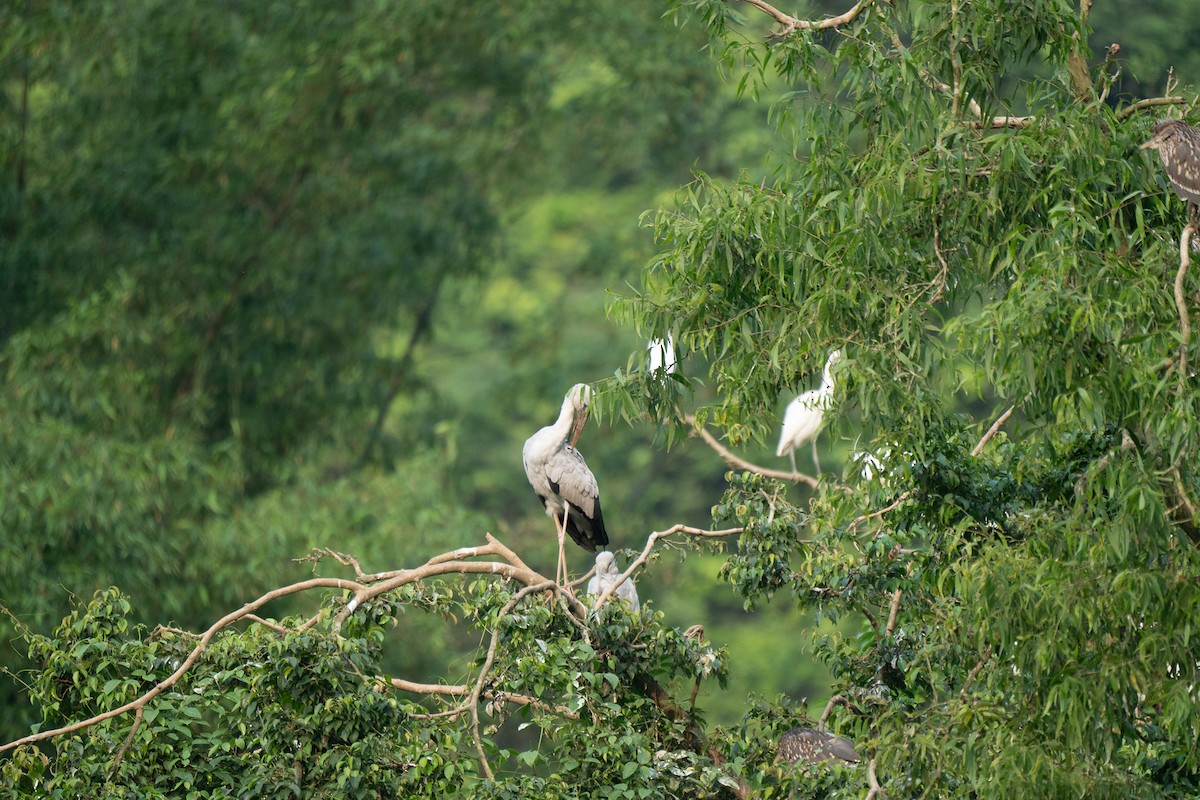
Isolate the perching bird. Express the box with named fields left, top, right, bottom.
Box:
left=586, top=551, right=639, bottom=611
left=776, top=349, right=842, bottom=474
left=777, top=727, right=861, bottom=766
left=523, top=384, right=609, bottom=586
left=647, top=336, right=676, bottom=375
left=1141, top=118, right=1200, bottom=224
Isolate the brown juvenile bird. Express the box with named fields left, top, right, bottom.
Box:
left=777, top=727, right=861, bottom=766
left=1141, top=118, right=1200, bottom=224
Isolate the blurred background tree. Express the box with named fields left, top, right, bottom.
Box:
left=0, top=0, right=795, bottom=742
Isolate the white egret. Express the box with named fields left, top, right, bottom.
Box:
left=586, top=551, right=639, bottom=611
left=522, top=384, right=609, bottom=586
left=647, top=336, right=676, bottom=374
left=776, top=349, right=842, bottom=474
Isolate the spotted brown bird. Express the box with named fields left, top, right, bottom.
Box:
left=777, top=727, right=861, bottom=765
left=1141, top=119, right=1200, bottom=224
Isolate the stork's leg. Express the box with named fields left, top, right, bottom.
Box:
left=557, top=503, right=571, bottom=587
left=811, top=437, right=821, bottom=475
left=789, top=450, right=797, bottom=474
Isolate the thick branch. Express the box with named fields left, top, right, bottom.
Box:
left=332, top=533, right=581, bottom=631
left=865, top=757, right=883, bottom=800
left=684, top=414, right=819, bottom=487
left=885, top=589, right=902, bottom=638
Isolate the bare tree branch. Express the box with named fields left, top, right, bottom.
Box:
left=818, top=694, right=852, bottom=727
left=971, top=404, right=1016, bottom=457
left=865, top=756, right=884, bottom=799
left=684, top=414, right=819, bottom=487
left=1116, top=95, right=1189, bottom=121
left=740, top=0, right=873, bottom=35
left=849, top=491, right=913, bottom=532
left=107, top=705, right=143, bottom=779
left=1176, top=224, right=1193, bottom=388
left=959, top=645, right=992, bottom=699
left=885, top=589, right=902, bottom=638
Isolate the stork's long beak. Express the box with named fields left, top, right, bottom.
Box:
left=1139, top=138, right=1156, bottom=151
left=569, top=407, right=589, bottom=447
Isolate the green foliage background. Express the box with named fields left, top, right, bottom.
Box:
left=2, top=0, right=1200, bottom=797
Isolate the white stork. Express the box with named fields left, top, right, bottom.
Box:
left=586, top=551, right=639, bottom=611
left=776, top=349, right=842, bottom=474
left=522, top=383, right=609, bottom=586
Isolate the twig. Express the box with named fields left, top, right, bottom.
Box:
left=959, top=645, right=992, bottom=699
left=849, top=491, right=912, bottom=532
left=685, top=414, right=819, bottom=487
left=243, top=613, right=322, bottom=634
left=1176, top=225, right=1193, bottom=388
left=1167, top=466, right=1200, bottom=546
left=970, top=404, right=1016, bottom=456
left=929, top=215, right=950, bottom=303
left=742, top=0, right=873, bottom=34
left=108, top=705, right=144, bottom=778
left=592, top=524, right=742, bottom=612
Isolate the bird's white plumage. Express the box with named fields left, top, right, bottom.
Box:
left=776, top=350, right=842, bottom=465
left=522, top=384, right=608, bottom=556
left=647, top=336, right=676, bottom=375
left=586, top=551, right=639, bottom=611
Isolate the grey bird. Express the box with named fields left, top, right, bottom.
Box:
left=586, top=551, right=639, bottom=611
left=523, top=384, right=609, bottom=585
left=777, top=727, right=861, bottom=766
left=1141, top=118, right=1200, bottom=224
